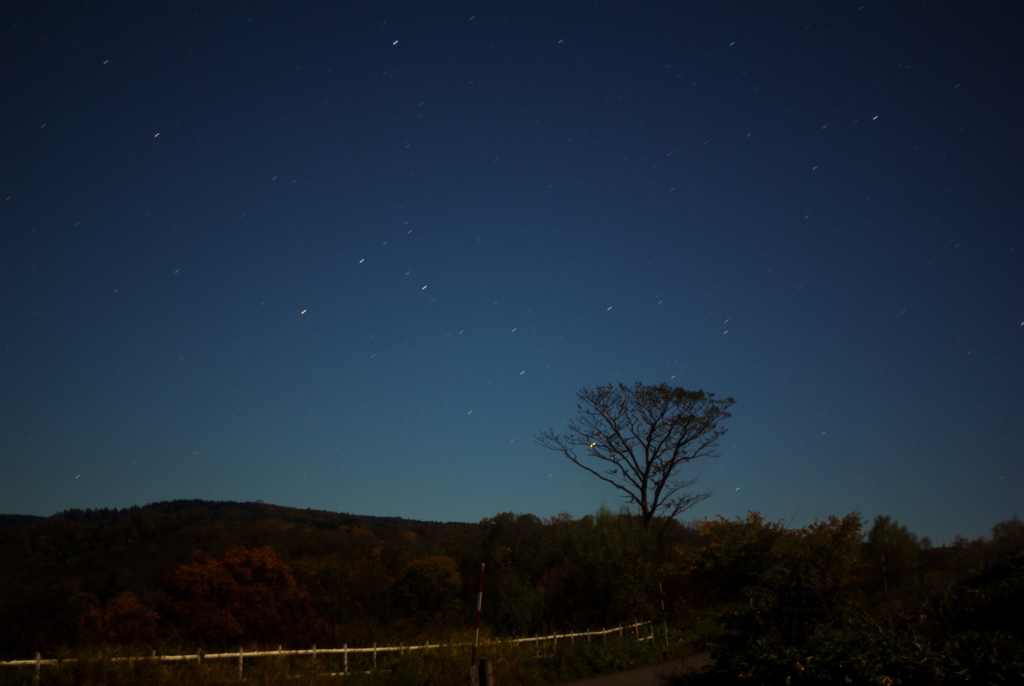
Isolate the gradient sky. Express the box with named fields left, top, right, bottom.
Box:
left=2, top=1, right=1020, bottom=544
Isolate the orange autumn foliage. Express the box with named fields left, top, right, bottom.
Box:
left=77, top=592, right=160, bottom=644
left=164, top=545, right=328, bottom=647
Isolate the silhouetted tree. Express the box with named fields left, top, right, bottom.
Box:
left=991, top=515, right=1024, bottom=556
left=866, top=515, right=920, bottom=590
left=537, top=382, right=735, bottom=533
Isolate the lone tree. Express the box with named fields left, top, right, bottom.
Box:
left=536, top=382, right=735, bottom=531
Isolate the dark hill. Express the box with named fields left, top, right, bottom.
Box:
left=0, top=499, right=475, bottom=657
left=0, top=514, right=45, bottom=528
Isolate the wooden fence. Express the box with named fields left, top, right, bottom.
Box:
left=0, top=621, right=655, bottom=680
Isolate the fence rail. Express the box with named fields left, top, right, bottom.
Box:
left=1, top=621, right=655, bottom=679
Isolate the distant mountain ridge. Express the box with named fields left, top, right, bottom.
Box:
left=0, top=513, right=46, bottom=528
left=8, top=498, right=467, bottom=529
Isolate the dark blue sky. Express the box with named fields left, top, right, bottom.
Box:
left=2, top=1, right=1020, bottom=543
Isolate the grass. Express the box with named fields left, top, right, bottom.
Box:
left=0, top=629, right=696, bottom=686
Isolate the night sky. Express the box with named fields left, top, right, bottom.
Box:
left=2, top=1, right=1021, bottom=544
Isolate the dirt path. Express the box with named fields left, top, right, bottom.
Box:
left=547, top=651, right=711, bottom=686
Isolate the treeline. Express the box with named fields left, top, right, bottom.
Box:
left=665, top=512, right=1024, bottom=684
left=0, top=501, right=681, bottom=657
left=671, top=512, right=1024, bottom=615
left=0, top=499, right=1021, bottom=675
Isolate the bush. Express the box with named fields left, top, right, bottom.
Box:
left=663, top=625, right=940, bottom=685
left=933, top=550, right=1024, bottom=635
left=662, top=552, right=1024, bottom=685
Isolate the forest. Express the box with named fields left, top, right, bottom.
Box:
left=0, top=499, right=1021, bottom=684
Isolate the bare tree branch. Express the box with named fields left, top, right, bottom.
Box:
left=536, top=382, right=735, bottom=531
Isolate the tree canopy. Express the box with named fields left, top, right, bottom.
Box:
left=164, top=545, right=327, bottom=647
left=536, top=382, right=735, bottom=531
left=866, top=514, right=920, bottom=590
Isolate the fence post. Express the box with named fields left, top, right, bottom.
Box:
left=373, top=643, right=377, bottom=669
left=238, top=647, right=243, bottom=679
left=343, top=644, right=348, bottom=675
left=312, top=644, right=317, bottom=665
left=33, top=652, right=41, bottom=685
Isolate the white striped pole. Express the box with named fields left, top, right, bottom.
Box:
left=660, top=581, right=669, bottom=649
left=471, top=563, right=486, bottom=666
